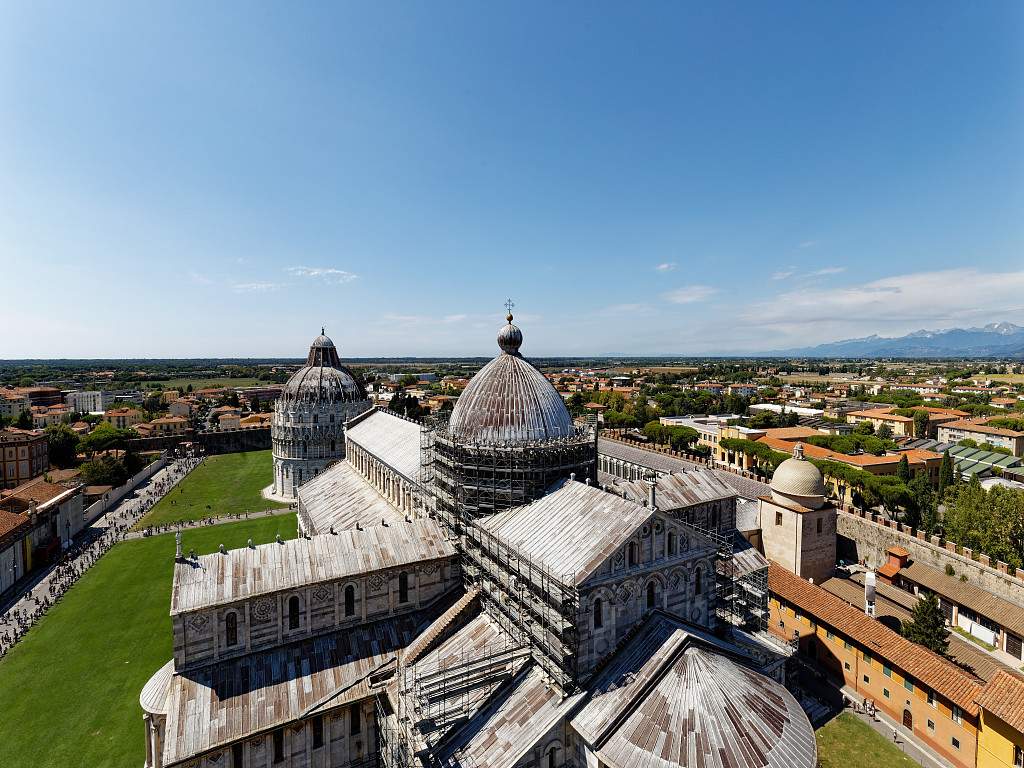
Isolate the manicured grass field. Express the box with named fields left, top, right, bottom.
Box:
left=146, top=376, right=265, bottom=390
left=0, top=515, right=297, bottom=768
left=816, top=714, right=919, bottom=768
left=137, top=449, right=287, bottom=528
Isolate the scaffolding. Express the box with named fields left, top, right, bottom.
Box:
left=424, top=416, right=596, bottom=525
left=417, top=414, right=586, bottom=694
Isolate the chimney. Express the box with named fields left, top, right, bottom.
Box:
left=175, top=531, right=183, bottom=560
left=865, top=571, right=877, bottom=617
left=648, top=480, right=657, bottom=511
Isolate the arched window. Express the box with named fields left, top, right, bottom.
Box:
left=627, top=542, right=637, bottom=567
left=593, top=598, right=603, bottom=629
left=313, top=414, right=318, bottom=424
left=344, top=585, right=355, bottom=617
left=694, top=568, right=703, bottom=596
left=710, top=505, right=719, bottom=529
left=288, top=595, right=300, bottom=630
left=667, top=531, right=677, bottom=557
left=225, top=612, right=238, bottom=646
left=398, top=572, right=409, bottom=604
left=330, top=439, right=336, bottom=453
left=303, top=440, right=308, bottom=456
left=647, top=582, right=656, bottom=609
left=547, top=746, right=560, bottom=768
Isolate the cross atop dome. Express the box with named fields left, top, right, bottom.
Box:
left=497, top=303, right=523, bottom=355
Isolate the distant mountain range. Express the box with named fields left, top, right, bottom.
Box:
left=771, top=322, right=1024, bottom=358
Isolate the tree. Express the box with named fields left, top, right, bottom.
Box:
left=938, top=450, right=954, bottom=497
left=853, top=420, right=874, bottom=436
left=749, top=411, right=777, bottom=429
left=897, top=454, right=912, bottom=484
left=388, top=391, right=424, bottom=419
left=902, top=592, right=950, bottom=656
left=80, top=455, right=129, bottom=487
left=15, top=410, right=32, bottom=429
left=913, top=409, right=930, bottom=439
left=876, top=423, right=894, bottom=441
left=45, top=423, right=80, bottom=468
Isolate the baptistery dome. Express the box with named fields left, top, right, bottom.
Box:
left=770, top=443, right=826, bottom=509
left=447, top=314, right=574, bottom=444
left=280, top=332, right=366, bottom=403
left=271, top=330, right=371, bottom=499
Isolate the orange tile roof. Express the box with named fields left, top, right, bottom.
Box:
left=769, top=562, right=982, bottom=714
left=942, top=418, right=1024, bottom=438
left=847, top=408, right=913, bottom=422
left=887, top=546, right=910, bottom=558
left=758, top=436, right=902, bottom=467
left=877, top=562, right=900, bottom=578
left=762, top=426, right=823, bottom=441
left=0, top=509, right=30, bottom=540
left=976, top=671, right=1024, bottom=732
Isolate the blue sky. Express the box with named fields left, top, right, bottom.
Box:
left=2, top=2, right=1022, bottom=358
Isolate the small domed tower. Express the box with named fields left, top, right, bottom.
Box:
left=270, top=330, right=371, bottom=498
left=430, top=309, right=596, bottom=522
left=758, top=443, right=836, bottom=583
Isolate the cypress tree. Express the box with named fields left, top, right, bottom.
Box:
left=938, top=449, right=954, bottom=496
left=897, top=454, right=912, bottom=484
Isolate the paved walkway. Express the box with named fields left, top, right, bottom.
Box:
left=126, top=506, right=295, bottom=541
left=0, top=456, right=203, bottom=655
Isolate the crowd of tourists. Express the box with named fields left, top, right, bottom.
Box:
left=0, top=455, right=202, bottom=657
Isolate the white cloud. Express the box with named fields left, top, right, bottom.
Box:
left=189, top=271, right=213, bottom=285
left=232, top=282, right=281, bottom=293
left=443, top=314, right=467, bottom=323
left=772, top=265, right=845, bottom=281
left=799, top=240, right=819, bottom=249
left=663, top=285, right=717, bottom=304
left=655, top=262, right=677, bottom=272
left=285, top=266, right=358, bottom=284
left=746, top=268, right=1024, bottom=334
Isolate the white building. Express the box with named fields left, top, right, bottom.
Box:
left=65, top=390, right=112, bottom=413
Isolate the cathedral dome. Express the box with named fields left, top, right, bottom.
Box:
left=770, top=443, right=826, bottom=509
left=280, top=330, right=367, bottom=403
left=447, top=314, right=574, bottom=444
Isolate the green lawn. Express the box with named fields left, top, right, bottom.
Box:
left=816, top=714, right=919, bottom=768
left=137, top=449, right=287, bottom=528
left=0, top=515, right=297, bottom=768
left=145, top=376, right=266, bottom=390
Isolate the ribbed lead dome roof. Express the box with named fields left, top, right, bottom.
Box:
left=447, top=314, right=574, bottom=444
left=771, top=443, right=826, bottom=509
left=281, top=330, right=367, bottom=403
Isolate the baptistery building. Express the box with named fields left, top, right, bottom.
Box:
left=271, top=331, right=371, bottom=499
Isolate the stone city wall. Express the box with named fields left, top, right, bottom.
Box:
left=837, top=509, right=1024, bottom=608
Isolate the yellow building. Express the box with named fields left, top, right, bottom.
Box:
left=105, top=408, right=144, bottom=429
left=977, top=671, right=1024, bottom=768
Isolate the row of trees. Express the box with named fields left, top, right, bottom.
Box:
left=641, top=421, right=706, bottom=454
